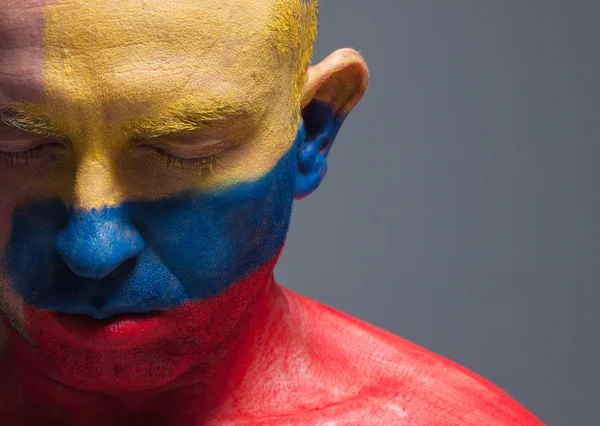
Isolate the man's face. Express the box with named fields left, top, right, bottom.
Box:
left=0, top=0, right=301, bottom=386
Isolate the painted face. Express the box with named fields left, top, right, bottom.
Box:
left=0, top=0, right=312, bottom=390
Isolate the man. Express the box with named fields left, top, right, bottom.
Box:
left=0, top=0, right=543, bottom=424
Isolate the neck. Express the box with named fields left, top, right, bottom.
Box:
left=1, top=257, right=289, bottom=425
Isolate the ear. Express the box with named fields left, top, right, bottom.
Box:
left=294, top=48, right=369, bottom=199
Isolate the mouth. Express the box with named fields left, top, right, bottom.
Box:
left=53, top=310, right=167, bottom=350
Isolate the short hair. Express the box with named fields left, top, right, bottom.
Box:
left=270, top=0, right=319, bottom=103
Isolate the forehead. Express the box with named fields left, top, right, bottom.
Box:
left=0, top=0, right=290, bottom=121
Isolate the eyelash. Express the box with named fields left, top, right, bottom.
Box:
left=0, top=144, right=219, bottom=171
left=0, top=145, right=59, bottom=167
left=142, top=146, right=218, bottom=170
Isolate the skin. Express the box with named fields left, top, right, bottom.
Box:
left=0, top=0, right=544, bottom=425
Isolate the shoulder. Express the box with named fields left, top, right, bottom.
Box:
left=281, top=289, right=544, bottom=425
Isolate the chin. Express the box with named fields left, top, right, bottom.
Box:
left=10, top=306, right=190, bottom=392
left=43, top=344, right=194, bottom=393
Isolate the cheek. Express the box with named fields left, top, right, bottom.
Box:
left=135, top=142, right=297, bottom=300
left=0, top=175, right=37, bottom=247
left=0, top=193, right=26, bottom=330
left=0, top=195, right=14, bottom=249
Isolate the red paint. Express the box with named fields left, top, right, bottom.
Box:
left=0, top=253, right=544, bottom=425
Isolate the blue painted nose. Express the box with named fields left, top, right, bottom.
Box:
left=56, top=207, right=144, bottom=279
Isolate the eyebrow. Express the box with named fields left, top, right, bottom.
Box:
left=0, top=97, right=262, bottom=140
left=0, top=105, right=62, bottom=137
left=127, top=98, right=261, bottom=140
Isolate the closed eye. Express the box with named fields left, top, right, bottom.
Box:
left=0, top=142, right=67, bottom=167
left=136, top=144, right=219, bottom=170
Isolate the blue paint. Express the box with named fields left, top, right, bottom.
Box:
left=56, top=208, right=145, bottom=279
left=6, top=136, right=298, bottom=320
left=294, top=100, right=343, bottom=199
left=4, top=103, right=341, bottom=320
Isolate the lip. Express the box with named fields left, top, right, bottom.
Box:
left=53, top=311, right=167, bottom=350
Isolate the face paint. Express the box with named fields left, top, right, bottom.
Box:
left=9, top=250, right=282, bottom=395
left=6, top=128, right=300, bottom=320
left=270, top=0, right=319, bottom=106
left=1, top=126, right=304, bottom=398
left=0, top=0, right=310, bottom=393
left=35, top=0, right=301, bottom=202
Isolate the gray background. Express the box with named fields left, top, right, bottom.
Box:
left=276, top=1, right=600, bottom=425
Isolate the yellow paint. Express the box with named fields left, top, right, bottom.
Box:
left=14, top=0, right=319, bottom=208
left=0, top=104, right=62, bottom=138
left=270, top=0, right=319, bottom=113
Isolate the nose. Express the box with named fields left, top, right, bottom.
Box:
left=55, top=207, right=144, bottom=279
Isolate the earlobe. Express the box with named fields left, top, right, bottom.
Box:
left=294, top=49, right=369, bottom=199
left=294, top=101, right=341, bottom=199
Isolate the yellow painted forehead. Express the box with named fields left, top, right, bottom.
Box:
left=0, top=0, right=319, bottom=207
left=41, top=0, right=294, bottom=128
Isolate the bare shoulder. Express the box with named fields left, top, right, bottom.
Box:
left=281, top=289, right=544, bottom=425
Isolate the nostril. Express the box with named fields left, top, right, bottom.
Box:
left=109, top=256, right=138, bottom=281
